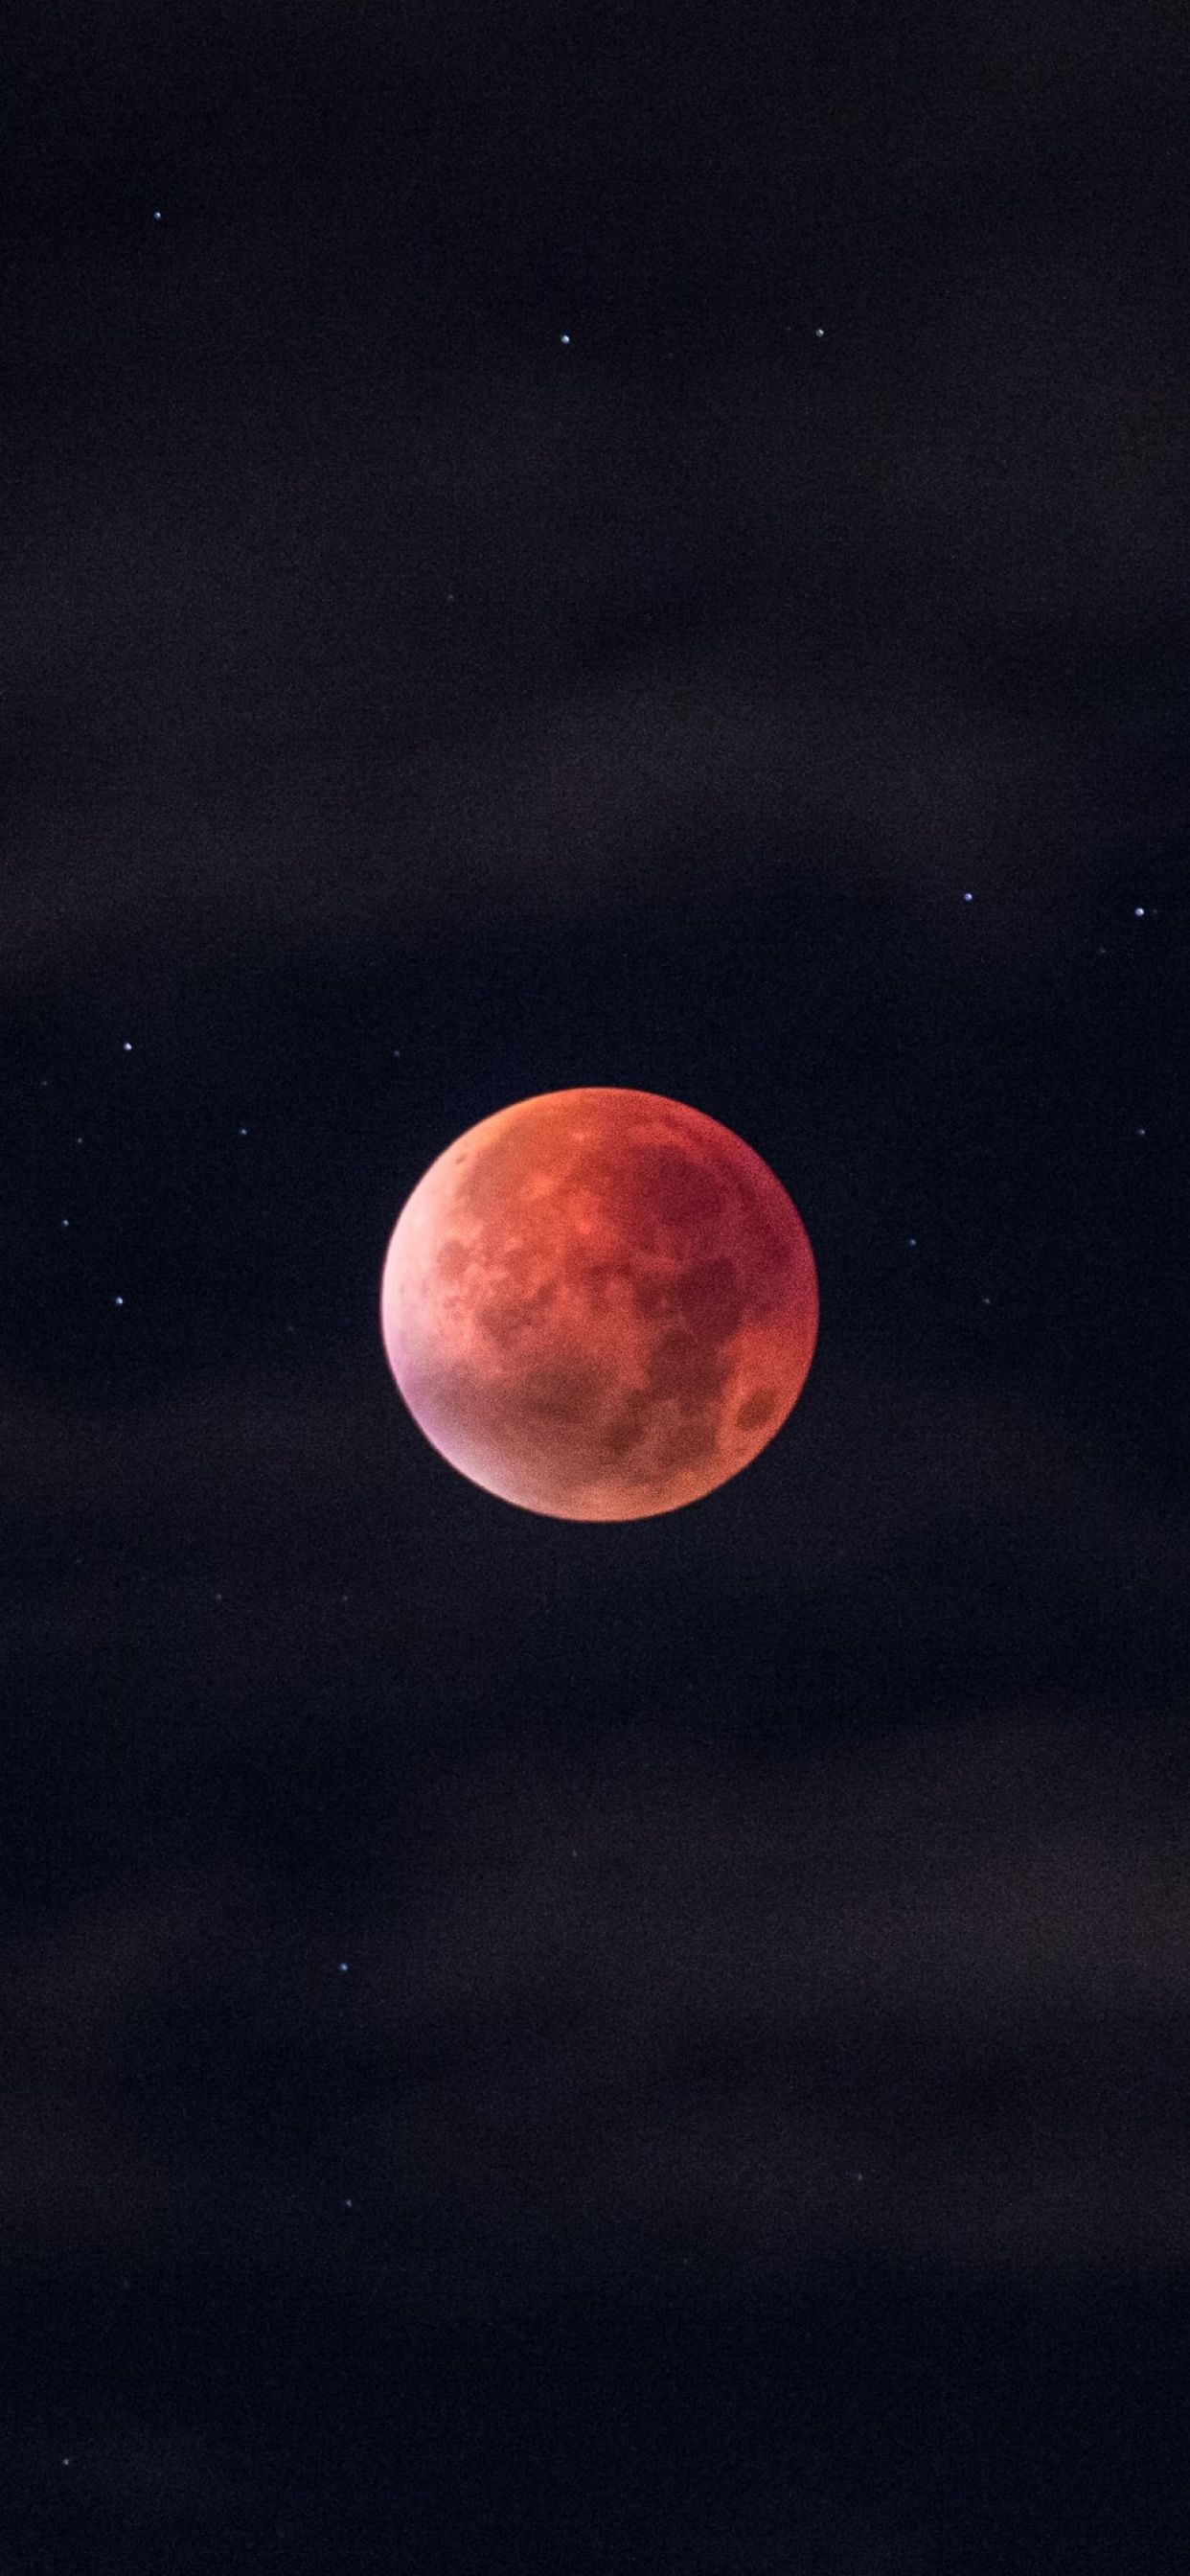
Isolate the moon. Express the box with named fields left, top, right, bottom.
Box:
left=379, top=1087, right=818, bottom=1520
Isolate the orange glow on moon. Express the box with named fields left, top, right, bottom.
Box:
left=379, top=1087, right=818, bottom=1520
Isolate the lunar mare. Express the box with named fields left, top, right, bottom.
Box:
left=379, top=1088, right=818, bottom=1520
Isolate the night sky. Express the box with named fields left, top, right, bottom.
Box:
left=5, top=4, right=1189, bottom=2567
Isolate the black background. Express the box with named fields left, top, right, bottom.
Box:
left=4, top=4, right=1189, bottom=2567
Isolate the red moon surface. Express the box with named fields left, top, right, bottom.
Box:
left=379, top=1088, right=818, bottom=1521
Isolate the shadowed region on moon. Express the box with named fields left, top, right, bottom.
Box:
left=380, top=1089, right=818, bottom=1519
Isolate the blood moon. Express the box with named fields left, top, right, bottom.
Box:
left=379, top=1087, right=818, bottom=1521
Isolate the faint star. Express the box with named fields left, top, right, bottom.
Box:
left=113, top=1294, right=125, bottom=1307
left=1133, top=905, right=1146, bottom=917
left=560, top=332, right=570, bottom=345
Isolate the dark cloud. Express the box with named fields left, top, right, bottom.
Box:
left=0, top=1871, right=240, bottom=2245
left=3, top=1712, right=1186, bottom=2303
left=7, top=1306, right=1184, bottom=2290
left=375, top=1711, right=1190, bottom=2287
left=4, top=238, right=1185, bottom=995
left=4, top=1340, right=1185, bottom=1739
